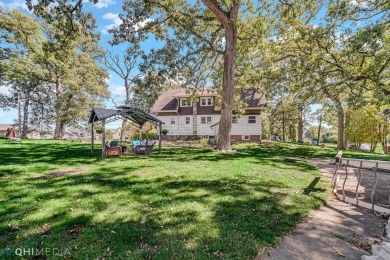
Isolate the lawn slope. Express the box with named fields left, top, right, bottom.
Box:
left=0, top=140, right=336, bottom=259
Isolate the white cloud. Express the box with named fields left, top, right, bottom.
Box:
left=350, top=0, right=369, bottom=8
left=83, top=0, right=115, bottom=9
left=102, top=13, right=122, bottom=35
left=109, top=85, right=126, bottom=96
left=134, top=18, right=152, bottom=31
left=95, top=0, right=115, bottom=9
left=102, top=13, right=119, bottom=21
left=0, top=85, right=11, bottom=95
left=101, top=13, right=153, bottom=35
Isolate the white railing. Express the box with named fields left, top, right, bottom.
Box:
left=332, top=155, right=390, bottom=214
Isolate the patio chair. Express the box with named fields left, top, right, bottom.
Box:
left=136, top=141, right=156, bottom=154
left=110, top=141, right=119, bottom=147
left=105, top=141, right=122, bottom=156
left=131, top=140, right=141, bottom=153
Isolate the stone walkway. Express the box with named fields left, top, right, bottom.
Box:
left=261, top=158, right=389, bottom=260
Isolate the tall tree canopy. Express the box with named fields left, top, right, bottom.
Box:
left=0, top=8, right=109, bottom=138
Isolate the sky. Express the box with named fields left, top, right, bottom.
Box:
left=0, top=0, right=155, bottom=128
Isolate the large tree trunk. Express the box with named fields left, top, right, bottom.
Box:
left=289, top=124, right=296, bottom=142
left=21, top=95, right=30, bottom=138
left=202, top=0, right=238, bottom=152
left=216, top=24, right=237, bottom=151
left=54, top=78, right=63, bottom=139
left=336, top=105, right=345, bottom=150
left=317, top=112, right=322, bottom=145
left=297, top=108, right=303, bottom=143
left=324, top=89, right=346, bottom=150
left=282, top=112, right=286, bottom=142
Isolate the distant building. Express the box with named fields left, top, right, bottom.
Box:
left=0, top=124, right=18, bottom=137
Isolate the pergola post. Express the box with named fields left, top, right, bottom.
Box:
left=91, top=123, right=94, bottom=153
left=101, top=119, right=106, bottom=157
left=158, top=123, right=162, bottom=154
left=139, top=124, right=143, bottom=140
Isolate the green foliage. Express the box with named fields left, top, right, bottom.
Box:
left=199, top=138, right=210, bottom=148
left=0, top=8, right=109, bottom=138
left=106, top=129, right=114, bottom=141
left=305, top=126, right=337, bottom=144
left=130, top=130, right=158, bottom=141
left=346, top=106, right=389, bottom=152
left=94, top=125, right=105, bottom=133
left=161, top=129, right=169, bottom=135
left=191, top=135, right=201, bottom=140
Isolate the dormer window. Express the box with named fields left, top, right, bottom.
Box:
left=180, top=98, right=192, bottom=107
left=200, top=97, right=213, bottom=106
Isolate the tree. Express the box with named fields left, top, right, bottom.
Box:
left=103, top=45, right=142, bottom=141
left=346, top=106, right=389, bottom=153
left=255, top=0, right=389, bottom=150
left=111, top=0, right=318, bottom=151
left=0, top=9, right=109, bottom=138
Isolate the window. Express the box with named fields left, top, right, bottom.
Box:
left=232, top=115, right=237, bottom=124
left=201, top=116, right=212, bottom=124
left=200, top=97, right=213, bottom=106
left=186, top=117, right=191, bottom=124
left=243, top=135, right=250, bottom=140
left=180, top=98, right=192, bottom=107
left=248, top=116, right=256, bottom=123
left=171, top=117, right=176, bottom=125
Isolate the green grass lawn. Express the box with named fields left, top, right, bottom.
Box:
left=0, top=139, right=386, bottom=259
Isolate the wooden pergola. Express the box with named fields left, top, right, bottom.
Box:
left=88, top=106, right=165, bottom=157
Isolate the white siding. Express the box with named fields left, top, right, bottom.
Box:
left=197, top=115, right=219, bottom=136
left=157, top=115, right=192, bottom=135
left=178, top=116, right=193, bottom=135
left=231, top=115, right=261, bottom=136
left=157, top=114, right=262, bottom=137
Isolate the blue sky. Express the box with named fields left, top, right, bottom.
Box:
left=0, top=0, right=154, bottom=128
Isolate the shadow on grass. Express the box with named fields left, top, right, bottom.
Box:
left=0, top=140, right=330, bottom=258
left=1, top=172, right=320, bottom=258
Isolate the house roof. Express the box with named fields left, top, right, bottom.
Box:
left=240, top=87, right=267, bottom=108
left=151, top=87, right=267, bottom=113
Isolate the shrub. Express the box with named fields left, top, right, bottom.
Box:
left=106, top=130, right=114, bottom=141
left=161, top=129, right=169, bottom=135
left=199, top=138, right=210, bottom=148
left=130, top=131, right=158, bottom=140
left=95, top=126, right=105, bottom=134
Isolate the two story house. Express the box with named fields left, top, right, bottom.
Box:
left=151, top=87, right=267, bottom=141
